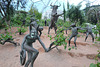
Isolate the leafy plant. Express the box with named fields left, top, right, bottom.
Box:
left=17, top=27, right=27, bottom=35
left=0, top=32, right=13, bottom=41
left=89, top=50, right=100, bottom=67
left=54, top=27, right=67, bottom=49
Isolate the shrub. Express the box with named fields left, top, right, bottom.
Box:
left=17, top=27, right=27, bottom=35
left=0, top=32, right=13, bottom=41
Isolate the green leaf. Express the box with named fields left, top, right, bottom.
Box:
left=97, top=62, right=100, bottom=67
left=68, top=48, right=71, bottom=51
left=72, top=46, right=74, bottom=49
left=64, top=45, right=67, bottom=50
left=89, top=63, right=96, bottom=67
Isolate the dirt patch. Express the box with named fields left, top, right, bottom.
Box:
left=68, top=52, right=85, bottom=57
left=66, top=40, right=89, bottom=46
left=38, top=47, right=45, bottom=53
left=86, top=54, right=97, bottom=59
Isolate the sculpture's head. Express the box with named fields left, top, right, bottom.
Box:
left=30, top=27, right=37, bottom=38
left=30, top=17, right=35, bottom=22
left=50, top=3, right=61, bottom=14
left=29, top=21, right=39, bottom=34
left=30, top=21, right=38, bottom=28
left=70, top=23, right=76, bottom=27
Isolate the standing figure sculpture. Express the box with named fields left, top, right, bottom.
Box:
left=84, top=25, right=94, bottom=42
left=20, top=19, right=48, bottom=67
left=68, top=23, right=83, bottom=47
left=48, top=3, right=63, bottom=34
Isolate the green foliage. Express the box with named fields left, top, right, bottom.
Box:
left=96, top=37, right=100, bottom=41
left=25, top=14, right=32, bottom=26
left=77, top=34, right=81, bottom=37
left=0, top=33, right=13, bottom=41
left=54, top=26, right=67, bottom=49
left=17, top=27, right=27, bottom=34
left=68, top=48, right=71, bottom=51
left=28, top=4, right=42, bottom=20
left=66, top=3, right=85, bottom=24
left=37, top=19, right=45, bottom=26
left=92, top=29, right=98, bottom=35
left=89, top=50, right=100, bottom=67
left=11, top=12, right=27, bottom=26
left=96, top=23, right=100, bottom=31
left=89, top=63, right=96, bottom=67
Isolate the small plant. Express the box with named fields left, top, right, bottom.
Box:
left=54, top=27, right=67, bottom=49
left=0, top=32, right=19, bottom=46
left=96, top=37, right=100, bottom=41
left=17, top=27, right=27, bottom=35
left=77, top=34, right=81, bottom=37
left=0, top=32, right=13, bottom=41
left=89, top=50, right=100, bottom=67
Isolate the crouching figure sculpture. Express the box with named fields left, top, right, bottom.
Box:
left=68, top=23, right=83, bottom=47
left=20, top=24, right=48, bottom=67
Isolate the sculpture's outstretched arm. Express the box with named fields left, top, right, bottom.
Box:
left=37, top=36, right=48, bottom=52
left=77, top=27, right=84, bottom=30
left=57, top=13, right=64, bottom=16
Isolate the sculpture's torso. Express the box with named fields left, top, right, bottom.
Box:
left=25, top=28, right=38, bottom=45
left=72, top=27, right=78, bottom=37
left=86, top=27, right=92, bottom=33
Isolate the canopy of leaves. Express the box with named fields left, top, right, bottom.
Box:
left=67, top=2, right=85, bottom=24
left=28, top=4, right=42, bottom=20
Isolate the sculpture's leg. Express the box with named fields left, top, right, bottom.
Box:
left=25, top=52, right=32, bottom=67
left=24, top=44, right=39, bottom=67
left=30, top=48, right=39, bottom=67
left=90, top=33, right=94, bottom=42
left=68, top=35, right=73, bottom=46
left=54, top=26, right=57, bottom=34
left=66, top=30, right=67, bottom=34
left=74, top=36, right=77, bottom=47
left=39, top=31, right=42, bottom=37
left=85, top=33, right=89, bottom=42
left=48, top=27, right=51, bottom=34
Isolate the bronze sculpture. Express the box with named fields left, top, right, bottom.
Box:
left=84, top=25, right=94, bottom=42
left=68, top=23, right=83, bottom=47
left=30, top=18, right=43, bottom=37
left=20, top=19, right=48, bottom=67
left=48, top=3, right=63, bottom=34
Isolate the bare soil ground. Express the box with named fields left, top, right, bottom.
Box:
left=0, top=26, right=100, bottom=67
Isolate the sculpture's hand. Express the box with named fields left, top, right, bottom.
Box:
left=45, top=48, right=50, bottom=52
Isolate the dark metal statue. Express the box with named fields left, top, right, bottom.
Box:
left=20, top=24, right=48, bottom=67
left=30, top=18, right=43, bottom=37
left=21, top=19, right=26, bottom=27
left=84, top=25, right=94, bottom=42
left=45, top=20, right=47, bottom=26
left=68, top=23, right=83, bottom=47
left=48, top=3, right=63, bottom=34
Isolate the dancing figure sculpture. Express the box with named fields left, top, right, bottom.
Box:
left=84, top=25, right=94, bottom=42
left=48, top=3, right=63, bottom=34
left=30, top=18, right=43, bottom=37
left=20, top=20, right=48, bottom=67
left=68, top=23, right=83, bottom=47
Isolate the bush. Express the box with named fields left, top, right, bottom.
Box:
left=96, top=37, right=100, bottom=41
left=0, top=33, right=13, bottom=41
left=17, top=27, right=27, bottom=35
